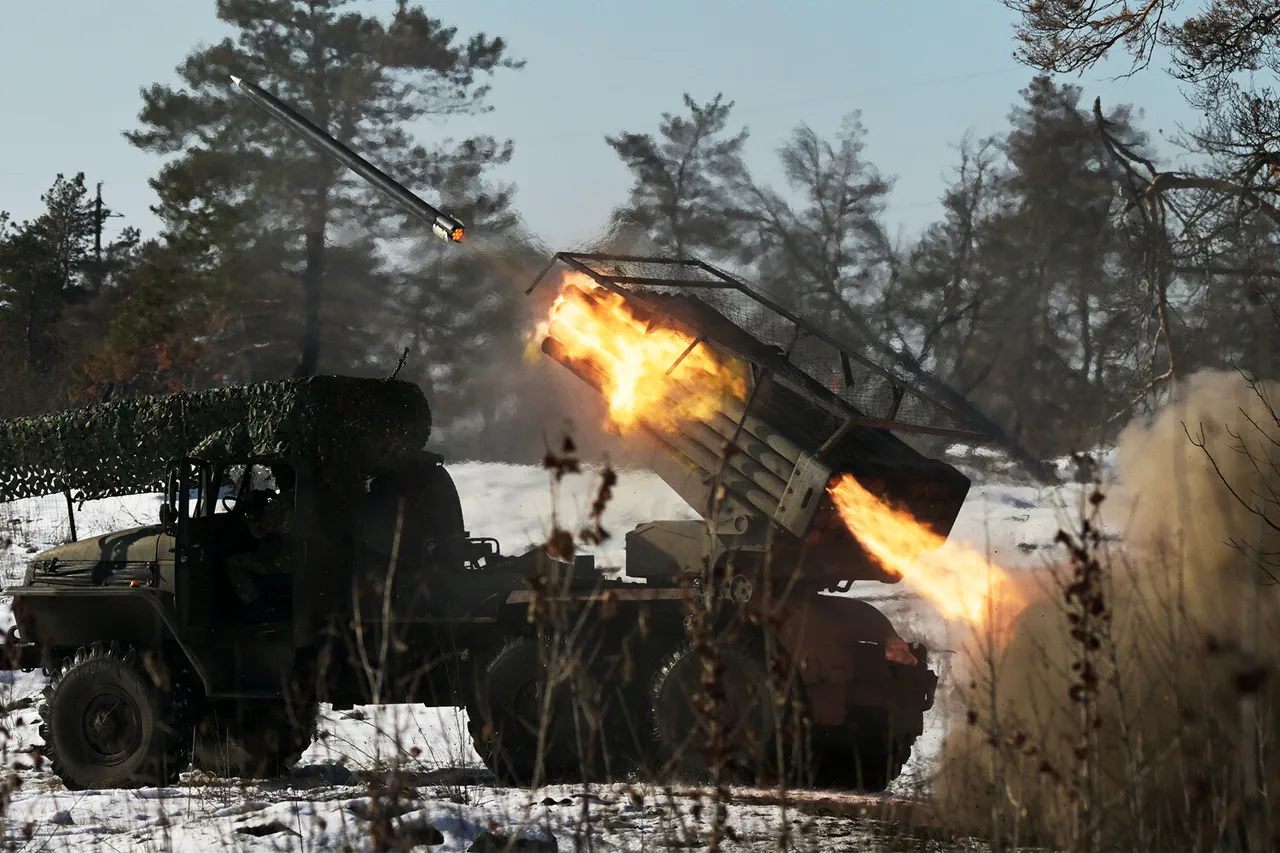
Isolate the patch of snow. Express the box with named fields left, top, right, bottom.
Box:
left=0, top=459, right=1094, bottom=849
left=448, top=461, right=701, bottom=571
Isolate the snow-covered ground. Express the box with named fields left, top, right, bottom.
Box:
left=0, top=459, right=1084, bottom=850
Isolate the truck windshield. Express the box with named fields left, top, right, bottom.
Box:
left=216, top=463, right=292, bottom=516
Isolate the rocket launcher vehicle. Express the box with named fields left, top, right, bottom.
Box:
left=218, top=71, right=993, bottom=586
left=529, top=254, right=985, bottom=586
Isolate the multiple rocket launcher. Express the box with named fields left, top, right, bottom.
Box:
left=226, top=72, right=822, bottom=535
left=531, top=259, right=972, bottom=582
left=232, top=74, right=971, bottom=578
left=531, top=264, right=900, bottom=547
left=538, top=317, right=834, bottom=542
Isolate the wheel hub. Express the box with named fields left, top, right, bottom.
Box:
left=81, top=690, right=142, bottom=765
left=509, top=679, right=544, bottom=737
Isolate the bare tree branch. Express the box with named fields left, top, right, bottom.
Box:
left=1003, top=0, right=1172, bottom=75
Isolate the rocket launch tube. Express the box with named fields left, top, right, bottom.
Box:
left=551, top=289, right=730, bottom=401
left=543, top=314, right=805, bottom=469
left=561, top=282, right=658, bottom=327
left=542, top=341, right=774, bottom=522
left=229, top=74, right=465, bottom=243
left=671, top=417, right=789, bottom=500
left=540, top=337, right=780, bottom=519
left=541, top=336, right=781, bottom=515
left=669, top=379, right=806, bottom=466
left=660, top=414, right=788, bottom=503
left=656, top=426, right=780, bottom=518
left=663, top=382, right=803, bottom=472
left=701, top=422, right=796, bottom=484
left=541, top=321, right=793, bottom=497
left=556, top=285, right=807, bottom=465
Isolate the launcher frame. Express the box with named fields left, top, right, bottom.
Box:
left=528, top=252, right=992, bottom=447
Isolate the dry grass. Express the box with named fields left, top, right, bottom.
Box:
left=0, top=445, right=950, bottom=852
left=935, top=369, right=1280, bottom=851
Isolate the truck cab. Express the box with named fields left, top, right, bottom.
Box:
left=11, top=456, right=308, bottom=694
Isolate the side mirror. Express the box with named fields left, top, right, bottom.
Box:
left=159, top=504, right=175, bottom=530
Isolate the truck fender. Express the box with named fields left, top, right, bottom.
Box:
left=13, top=589, right=214, bottom=695
left=768, top=594, right=901, bottom=726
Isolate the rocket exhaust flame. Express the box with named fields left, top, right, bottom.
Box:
left=827, top=474, right=1024, bottom=628
left=540, top=275, right=749, bottom=430
left=539, top=335, right=780, bottom=520
left=538, top=271, right=1023, bottom=631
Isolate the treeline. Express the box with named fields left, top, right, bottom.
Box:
left=0, top=1, right=1268, bottom=464
left=599, top=79, right=1274, bottom=461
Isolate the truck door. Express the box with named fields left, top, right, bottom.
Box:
left=168, top=458, right=214, bottom=630
left=217, top=459, right=298, bottom=626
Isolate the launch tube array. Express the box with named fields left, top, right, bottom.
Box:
left=541, top=330, right=820, bottom=532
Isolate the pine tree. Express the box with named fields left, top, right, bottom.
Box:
left=883, top=136, right=1003, bottom=385
left=0, top=174, right=140, bottom=414
left=0, top=174, right=104, bottom=373
left=606, top=94, right=749, bottom=258
left=81, top=234, right=221, bottom=398
left=737, top=114, right=894, bottom=319
left=898, top=77, right=1152, bottom=455
left=125, top=0, right=521, bottom=382
left=375, top=136, right=544, bottom=459
left=995, top=77, right=1149, bottom=450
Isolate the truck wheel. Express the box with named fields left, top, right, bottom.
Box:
left=811, top=725, right=916, bottom=792
left=593, top=664, right=659, bottom=781
left=650, top=643, right=778, bottom=784
left=851, top=738, right=913, bottom=792
left=39, top=644, right=191, bottom=791
left=466, top=637, right=577, bottom=786
left=191, top=700, right=318, bottom=779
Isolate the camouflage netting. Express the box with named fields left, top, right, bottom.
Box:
left=0, top=376, right=432, bottom=503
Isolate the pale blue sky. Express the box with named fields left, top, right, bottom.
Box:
left=0, top=1, right=1196, bottom=250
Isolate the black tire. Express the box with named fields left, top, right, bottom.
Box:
left=191, top=699, right=318, bottom=779
left=651, top=643, right=780, bottom=785
left=39, top=644, right=192, bottom=791
left=811, top=724, right=916, bottom=792
left=466, top=637, right=579, bottom=786
left=592, top=659, right=660, bottom=781
left=853, top=741, right=913, bottom=792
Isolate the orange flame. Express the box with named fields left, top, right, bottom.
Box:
left=539, top=272, right=748, bottom=430
left=828, top=474, right=1025, bottom=630
left=536, top=271, right=1025, bottom=635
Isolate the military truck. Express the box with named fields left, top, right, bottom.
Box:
left=0, top=315, right=966, bottom=792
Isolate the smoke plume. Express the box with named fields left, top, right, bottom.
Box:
left=933, top=369, right=1280, bottom=847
